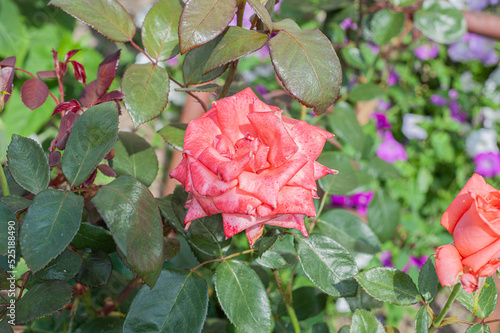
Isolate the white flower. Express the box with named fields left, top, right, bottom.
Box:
left=402, top=114, right=430, bottom=140
left=481, top=107, right=500, bottom=128
left=466, top=128, right=499, bottom=157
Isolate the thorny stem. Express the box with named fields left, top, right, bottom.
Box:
left=0, top=165, right=10, bottom=197
left=168, top=75, right=208, bottom=112
left=430, top=283, right=461, bottom=331
left=191, top=248, right=255, bottom=272
left=14, top=67, right=59, bottom=104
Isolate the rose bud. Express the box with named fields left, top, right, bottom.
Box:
left=435, top=173, right=500, bottom=293
left=170, top=88, right=337, bottom=246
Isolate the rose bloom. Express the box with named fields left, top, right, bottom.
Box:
left=435, top=174, right=500, bottom=293
left=170, top=88, right=337, bottom=245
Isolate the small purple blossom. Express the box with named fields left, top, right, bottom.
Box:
left=376, top=132, right=408, bottom=163
left=387, top=68, right=400, bottom=86
left=474, top=152, right=500, bottom=177
left=339, top=18, right=357, bottom=30
left=414, top=43, right=439, bottom=60
left=448, top=89, right=459, bottom=100
left=366, top=42, right=380, bottom=55
left=380, top=251, right=394, bottom=268
left=465, top=0, right=496, bottom=11
left=351, top=192, right=374, bottom=215
left=372, top=112, right=391, bottom=132
left=255, top=84, right=268, bottom=97
left=377, top=99, right=392, bottom=111
left=331, top=195, right=355, bottom=208
left=402, top=255, right=427, bottom=273
left=166, top=55, right=180, bottom=67
left=449, top=101, right=468, bottom=123
left=448, top=33, right=499, bottom=66
left=430, top=94, right=448, bottom=106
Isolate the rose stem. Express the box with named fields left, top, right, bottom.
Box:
left=0, top=165, right=10, bottom=197
left=431, top=283, right=461, bottom=330
left=308, top=190, right=330, bottom=233
left=273, top=270, right=301, bottom=333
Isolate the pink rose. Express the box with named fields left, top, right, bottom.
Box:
left=170, top=88, right=336, bottom=245
left=435, top=174, right=500, bottom=293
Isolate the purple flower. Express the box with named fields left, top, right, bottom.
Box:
left=474, top=152, right=500, bottom=177
left=466, top=0, right=490, bottom=10
left=380, top=251, right=394, bottom=267
left=448, top=33, right=499, bottom=66
left=377, top=99, right=392, bottom=111
left=449, top=101, right=468, bottom=123
left=166, top=55, right=180, bottom=67
left=414, top=43, right=439, bottom=60
left=430, top=94, right=448, bottom=106
left=256, top=45, right=270, bottom=61
left=376, top=132, right=408, bottom=163
left=340, top=18, right=357, bottom=30
left=403, top=255, right=427, bottom=273
left=372, top=112, right=391, bottom=132
left=255, top=85, right=268, bottom=97
left=448, top=89, right=459, bottom=100
left=229, top=3, right=253, bottom=29
left=352, top=192, right=374, bottom=215
left=366, top=42, right=380, bottom=55
left=331, top=195, right=355, bottom=208
left=387, top=68, right=399, bottom=86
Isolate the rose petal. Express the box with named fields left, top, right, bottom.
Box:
left=215, top=134, right=235, bottom=157
left=212, top=187, right=262, bottom=215
left=435, top=244, right=463, bottom=287
left=250, top=143, right=270, bottom=172
left=478, top=259, right=500, bottom=277
left=288, top=160, right=316, bottom=190
left=264, top=214, right=308, bottom=237
left=257, top=186, right=316, bottom=217
left=461, top=238, right=500, bottom=274
left=170, top=157, right=189, bottom=187
left=238, top=153, right=308, bottom=207
left=475, top=191, right=500, bottom=235
left=185, top=197, right=208, bottom=223
left=187, top=156, right=237, bottom=197
left=245, top=223, right=265, bottom=247
left=460, top=273, right=478, bottom=294
left=198, top=146, right=251, bottom=182
left=247, top=111, right=298, bottom=167
left=287, top=119, right=333, bottom=160
left=184, top=111, right=221, bottom=158
left=453, top=203, right=499, bottom=257
left=313, top=161, right=338, bottom=179
left=441, top=173, right=495, bottom=234
left=222, top=214, right=271, bottom=238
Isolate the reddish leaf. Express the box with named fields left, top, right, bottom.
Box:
left=56, top=132, right=70, bottom=150
left=0, top=67, right=15, bottom=108
left=48, top=151, right=62, bottom=167
left=20, top=78, right=49, bottom=110
left=70, top=61, right=87, bottom=85
left=79, top=80, right=98, bottom=108
left=37, top=70, right=58, bottom=80
left=51, top=112, right=80, bottom=151
left=65, top=49, right=81, bottom=62
left=0, top=56, right=16, bottom=67
left=82, top=169, right=98, bottom=187
left=52, top=49, right=59, bottom=69
left=97, top=50, right=121, bottom=97
left=97, top=164, right=117, bottom=178
left=52, top=99, right=81, bottom=116
left=104, top=149, right=115, bottom=160
left=99, top=90, right=125, bottom=103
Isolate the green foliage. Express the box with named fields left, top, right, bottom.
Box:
left=456, top=276, right=498, bottom=319
left=414, top=0, right=466, bottom=44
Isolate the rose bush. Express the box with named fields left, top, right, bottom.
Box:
left=170, top=88, right=336, bottom=245
left=435, top=173, right=500, bottom=293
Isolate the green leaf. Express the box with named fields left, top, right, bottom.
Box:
left=414, top=0, right=466, bottom=44
left=415, top=306, right=428, bottom=333
left=27, top=249, right=83, bottom=286
left=369, top=157, right=400, bottom=180
left=466, top=324, right=492, bottom=333
left=76, top=250, right=112, bottom=287
left=418, top=257, right=438, bottom=303
left=75, top=317, right=124, bottom=333
left=272, top=18, right=301, bottom=32
left=370, top=9, right=405, bottom=45
left=215, top=260, right=271, bottom=333
left=317, top=152, right=358, bottom=195
left=124, top=269, right=208, bottom=333
left=164, top=237, right=180, bottom=261
left=158, top=122, right=186, bottom=151
left=0, top=167, right=26, bottom=198
left=15, top=280, right=72, bottom=324
left=0, top=0, right=29, bottom=60
left=316, top=209, right=381, bottom=256
left=246, top=0, right=273, bottom=31
left=327, top=102, right=366, bottom=152
left=157, top=186, right=189, bottom=238
left=456, top=276, right=497, bottom=319
left=269, top=29, right=341, bottom=115
left=288, top=287, right=327, bottom=321
left=110, top=132, right=159, bottom=187
left=0, top=195, right=31, bottom=213
left=92, top=175, right=164, bottom=287
left=355, top=267, right=422, bottom=306
left=20, top=190, right=83, bottom=272
left=256, top=250, right=287, bottom=269
left=189, top=214, right=231, bottom=262
left=6, top=135, right=50, bottom=194
left=296, top=234, right=358, bottom=297
left=345, top=287, right=383, bottom=312
left=255, top=228, right=285, bottom=256
left=48, top=0, right=136, bottom=42
left=0, top=318, right=13, bottom=333
left=175, top=83, right=220, bottom=93
left=71, top=222, right=116, bottom=253
left=367, top=189, right=399, bottom=243
left=179, top=0, right=237, bottom=53
left=341, top=46, right=367, bottom=70
left=390, top=0, right=418, bottom=6
left=61, top=102, right=119, bottom=187
left=350, top=309, right=385, bottom=333
left=204, top=27, right=268, bottom=74
left=122, top=64, right=170, bottom=127
left=0, top=202, right=17, bottom=256
left=349, top=83, right=384, bottom=102
left=141, top=0, right=183, bottom=61
left=183, top=36, right=228, bottom=85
